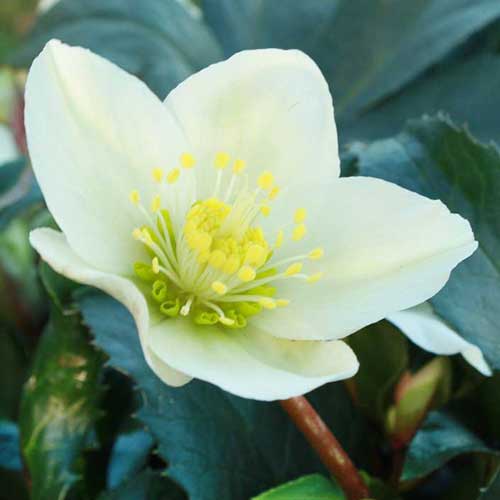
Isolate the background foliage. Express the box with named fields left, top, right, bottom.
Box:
left=0, top=1, right=499, bottom=499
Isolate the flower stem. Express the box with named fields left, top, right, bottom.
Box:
left=280, top=396, right=370, bottom=500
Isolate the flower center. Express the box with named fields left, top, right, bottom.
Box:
left=129, top=152, right=323, bottom=328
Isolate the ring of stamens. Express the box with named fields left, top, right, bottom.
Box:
left=130, top=152, right=323, bottom=328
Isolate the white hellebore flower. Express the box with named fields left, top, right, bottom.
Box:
left=26, top=41, right=480, bottom=401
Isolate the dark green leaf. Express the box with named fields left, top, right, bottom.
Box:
left=251, top=474, right=344, bottom=500
left=402, top=411, right=496, bottom=481
left=107, top=427, right=154, bottom=489
left=99, top=469, right=186, bottom=500
left=0, top=329, right=27, bottom=420
left=341, top=52, right=500, bottom=145
left=480, top=467, right=500, bottom=499
left=347, top=321, right=408, bottom=421
left=20, top=307, right=104, bottom=500
left=203, top=0, right=500, bottom=116
left=0, top=420, right=21, bottom=471
left=12, top=0, right=222, bottom=97
left=78, top=290, right=369, bottom=500
left=39, top=261, right=80, bottom=313
left=348, top=115, right=500, bottom=369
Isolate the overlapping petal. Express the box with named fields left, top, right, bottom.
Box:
left=147, top=319, right=358, bottom=401
left=387, top=303, right=491, bottom=376
left=25, top=40, right=188, bottom=274
left=165, top=48, right=339, bottom=198
left=253, top=177, right=477, bottom=341
left=30, top=227, right=191, bottom=387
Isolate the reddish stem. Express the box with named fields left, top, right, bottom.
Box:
left=280, top=396, right=370, bottom=500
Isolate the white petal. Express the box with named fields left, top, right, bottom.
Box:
left=147, top=319, right=358, bottom=401
left=0, top=124, right=17, bottom=165
left=387, top=303, right=492, bottom=376
left=30, top=227, right=191, bottom=387
left=252, top=176, right=477, bottom=341
left=25, top=40, right=188, bottom=274
left=165, top=48, right=339, bottom=197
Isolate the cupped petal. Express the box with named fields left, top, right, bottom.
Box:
left=30, top=227, right=191, bottom=387
left=387, top=303, right=492, bottom=376
left=147, top=319, right=358, bottom=401
left=252, top=176, right=477, bottom=341
left=164, top=49, right=339, bottom=197
left=25, top=40, right=188, bottom=274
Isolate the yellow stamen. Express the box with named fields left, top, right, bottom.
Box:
left=132, top=228, right=142, bottom=240
left=260, top=205, right=271, bottom=217
left=129, top=190, right=140, bottom=205
left=258, top=171, right=274, bottom=190
left=275, top=230, right=284, bottom=248
left=233, top=159, right=246, bottom=174
left=219, top=316, right=235, bottom=326
left=211, top=281, right=227, bottom=295
left=152, top=257, right=160, bottom=274
left=238, top=265, right=256, bottom=282
left=151, top=195, right=161, bottom=213
left=294, top=208, right=307, bottom=224
left=308, top=247, right=324, bottom=260
left=245, top=245, right=266, bottom=268
left=209, top=250, right=226, bottom=269
left=223, top=255, right=240, bottom=275
left=214, top=152, right=230, bottom=169
left=180, top=152, right=195, bottom=169
left=285, top=262, right=303, bottom=276
left=292, top=223, right=306, bottom=241
left=151, top=168, right=163, bottom=183
left=276, top=299, right=290, bottom=307
left=259, top=297, right=276, bottom=310
left=167, top=168, right=180, bottom=184
left=268, top=186, right=280, bottom=200
left=307, top=272, right=323, bottom=284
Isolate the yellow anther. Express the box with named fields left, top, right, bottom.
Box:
left=268, top=186, right=280, bottom=200
left=257, top=171, right=274, bottom=190
left=294, top=208, right=307, bottom=224
left=309, top=247, right=324, bottom=260
left=259, top=297, right=277, bottom=310
left=151, top=168, right=164, bottom=183
left=238, top=265, right=256, bottom=282
left=285, top=262, right=303, bottom=276
left=276, top=299, right=290, bottom=307
left=197, top=250, right=211, bottom=264
left=180, top=152, right=195, bottom=169
left=194, top=232, right=212, bottom=252
left=245, top=245, right=266, bottom=268
left=260, top=205, right=271, bottom=217
left=211, top=281, right=228, bottom=296
left=209, top=250, right=226, bottom=269
left=152, top=257, right=160, bottom=274
left=232, top=159, right=246, bottom=174
left=129, top=190, right=140, bottom=205
left=132, top=228, right=142, bottom=240
left=141, top=228, right=154, bottom=245
left=292, top=223, right=306, bottom=241
left=275, top=230, right=284, bottom=248
left=223, top=255, right=240, bottom=275
left=151, top=195, right=161, bottom=213
left=167, top=168, right=180, bottom=184
left=214, top=152, right=230, bottom=169
left=307, top=272, right=323, bottom=284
